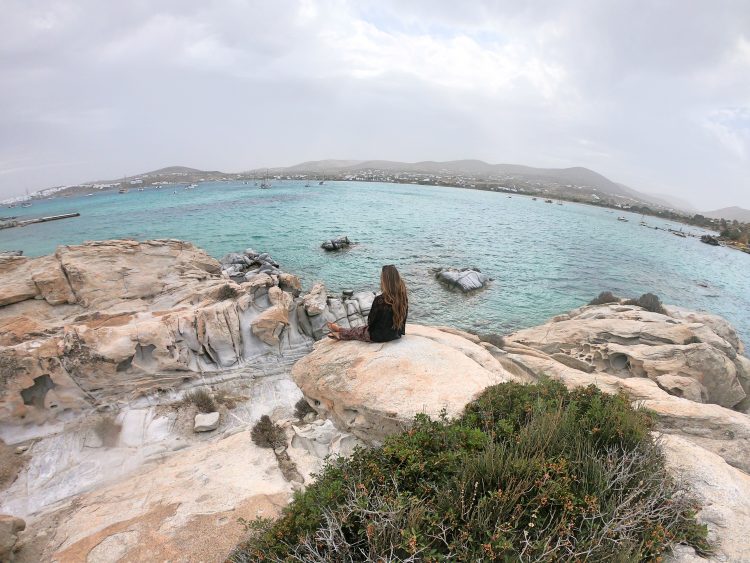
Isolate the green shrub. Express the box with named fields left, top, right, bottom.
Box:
left=251, top=415, right=286, bottom=449
left=231, top=381, right=709, bottom=562
left=294, top=398, right=316, bottom=420
left=218, top=284, right=239, bottom=300
left=184, top=388, right=217, bottom=413
left=589, top=291, right=620, bottom=305
left=624, top=293, right=666, bottom=314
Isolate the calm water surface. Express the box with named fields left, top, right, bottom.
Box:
left=2, top=181, right=748, bottom=346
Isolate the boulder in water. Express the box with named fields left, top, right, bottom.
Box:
left=436, top=267, right=490, bottom=293
left=321, top=236, right=351, bottom=251
left=701, top=235, right=720, bottom=246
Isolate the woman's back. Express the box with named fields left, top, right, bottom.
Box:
left=367, top=294, right=407, bottom=342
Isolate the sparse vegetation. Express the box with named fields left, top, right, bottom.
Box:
left=476, top=333, right=506, bottom=349
left=624, top=293, right=666, bottom=314
left=218, top=283, right=240, bottom=300
left=589, top=291, right=620, bottom=305
left=232, top=381, right=709, bottom=562
left=589, top=291, right=666, bottom=314
left=294, top=398, right=316, bottom=420
left=93, top=414, right=122, bottom=447
left=184, top=388, right=217, bottom=413
left=251, top=415, right=286, bottom=449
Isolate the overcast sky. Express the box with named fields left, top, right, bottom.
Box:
left=1, top=1, right=749, bottom=209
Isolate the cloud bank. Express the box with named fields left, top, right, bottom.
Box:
left=0, top=0, right=748, bottom=208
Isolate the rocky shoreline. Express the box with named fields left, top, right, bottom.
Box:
left=0, top=239, right=748, bottom=561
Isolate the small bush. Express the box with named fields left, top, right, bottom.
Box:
left=624, top=292, right=666, bottom=314
left=477, top=333, right=505, bottom=348
left=218, top=284, right=239, bottom=300
left=589, top=291, right=620, bottom=305
left=93, top=415, right=122, bottom=447
left=251, top=415, right=286, bottom=449
left=184, top=388, right=217, bottom=413
left=294, top=398, right=316, bottom=420
left=232, top=381, right=709, bottom=562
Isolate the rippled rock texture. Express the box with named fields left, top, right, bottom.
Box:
left=0, top=240, right=376, bottom=437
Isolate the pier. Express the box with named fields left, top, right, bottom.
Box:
left=0, top=212, right=80, bottom=230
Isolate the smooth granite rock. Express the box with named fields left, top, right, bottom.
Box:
left=436, top=267, right=490, bottom=292
left=194, top=412, right=220, bottom=432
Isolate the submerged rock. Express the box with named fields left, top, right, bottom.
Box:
left=436, top=267, right=490, bottom=292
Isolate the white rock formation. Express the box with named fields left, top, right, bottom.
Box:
left=194, top=412, right=220, bottom=432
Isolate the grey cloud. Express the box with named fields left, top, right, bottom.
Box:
left=0, top=0, right=748, bottom=209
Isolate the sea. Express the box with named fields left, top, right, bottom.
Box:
left=2, top=181, right=748, bottom=346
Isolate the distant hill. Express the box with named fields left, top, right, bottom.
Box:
left=703, top=206, right=750, bottom=222
left=270, top=159, right=685, bottom=211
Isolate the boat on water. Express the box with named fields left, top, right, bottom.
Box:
left=259, top=170, right=272, bottom=189
left=21, top=203, right=32, bottom=208
left=617, top=216, right=628, bottom=222
left=532, top=197, right=537, bottom=201
left=118, top=188, right=128, bottom=194
left=304, top=180, right=311, bottom=187
left=557, top=202, right=563, bottom=206
left=544, top=199, right=553, bottom=203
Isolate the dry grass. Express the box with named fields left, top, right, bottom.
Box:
left=184, top=388, right=218, bottom=413
left=294, top=398, right=316, bottom=420
left=93, top=415, right=122, bottom=448
left=251, top=415, right=286, bottom=449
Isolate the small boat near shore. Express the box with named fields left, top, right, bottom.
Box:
left=617, top=216, right=628, bottom=222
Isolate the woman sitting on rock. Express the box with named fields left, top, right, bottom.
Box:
left=327, top=265, right=408, bottom=342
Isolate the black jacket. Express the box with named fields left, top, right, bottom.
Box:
left=367, top=294, right=407, bottom=342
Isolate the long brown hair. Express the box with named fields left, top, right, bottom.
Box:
left=380, top=265, right=408, bottom=329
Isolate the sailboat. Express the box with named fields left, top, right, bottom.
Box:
left=318, top=174, right=325, bottom=186
left=21, top=188, right=32, bottom=207
left=259, top=170, right=272, bottom=189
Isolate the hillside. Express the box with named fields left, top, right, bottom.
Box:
left=704, top=206, right=750, bottom=222
left=266, top=159, right=686, bottom=211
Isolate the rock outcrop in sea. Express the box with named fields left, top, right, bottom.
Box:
left=1, top=239, right=748, bottom=561
left=435, top=266, right=491, bottom=292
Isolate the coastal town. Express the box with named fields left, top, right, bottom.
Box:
left=3, top=162, right=748, bottom=254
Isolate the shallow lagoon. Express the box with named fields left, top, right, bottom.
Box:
left=2, top=181, right=748, bottom=345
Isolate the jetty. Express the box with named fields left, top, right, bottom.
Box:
left=0, top=212, right=80, bottom=230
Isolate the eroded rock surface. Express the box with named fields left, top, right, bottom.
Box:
left=505, top=303, right=750, bottom=410
left=0, top=240, right=376, bottom=439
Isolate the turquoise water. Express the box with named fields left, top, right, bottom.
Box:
left=2, top=181, right=748, bottom=345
